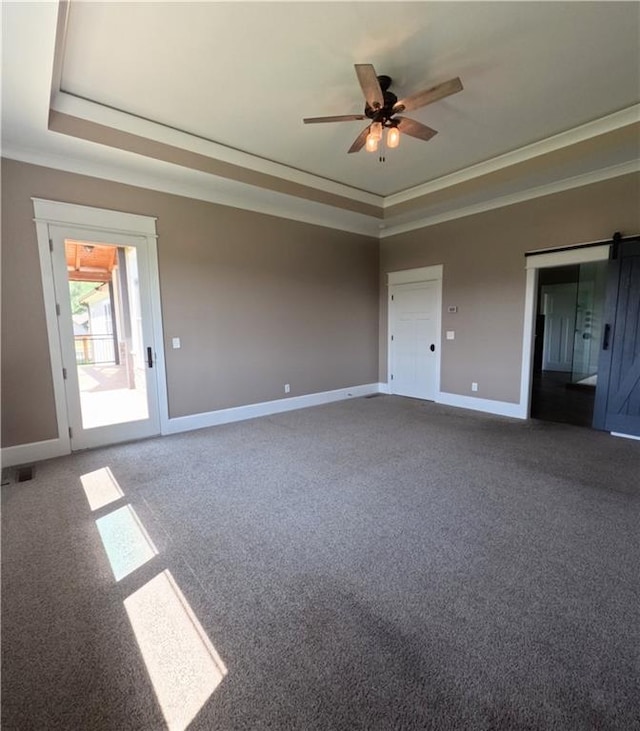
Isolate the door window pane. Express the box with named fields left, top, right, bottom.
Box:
left=571, top=260, right=608, bottom=386
left=66, top=240, right=149, bottom=429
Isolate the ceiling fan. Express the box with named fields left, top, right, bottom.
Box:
left=303, top=64, right=463, bottom=157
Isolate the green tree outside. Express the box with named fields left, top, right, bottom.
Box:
left=68, top=281, right=98, bottom=315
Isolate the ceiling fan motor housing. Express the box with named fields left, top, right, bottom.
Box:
left=364, top=76, right=398, bottom=124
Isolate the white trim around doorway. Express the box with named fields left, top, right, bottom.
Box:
left=519, top=243, right=611, bottom=420
left=25, top=199, right=169, bottom=459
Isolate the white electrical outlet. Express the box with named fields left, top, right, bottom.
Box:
left=446, top=331, right=455, bottom=340
left=472, top=382, right=478, bottom=392
left=284, top=384, right=290, bottom=394
left=171, top=337, right=181, bottom=349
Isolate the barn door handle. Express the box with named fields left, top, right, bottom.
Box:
left=602, top=324, right=611, bottom=351
left=147, top=347, right=154, bottom=368
left=430, top=344, right=436, bottom=352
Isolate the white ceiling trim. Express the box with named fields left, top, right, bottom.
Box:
left=3, top=144, right=381, bottom=239
left=51, top=91, right=383, bottom=208
left=385, top=105, right=640, bottom=207
left=379, top=160, right=640, bottom=239
left=52, top=90, right=640, bottom=215
left=6, top=146, right=637, bottom=243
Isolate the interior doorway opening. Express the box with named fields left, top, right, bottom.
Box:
left=531, top=259, right=608, bottom=427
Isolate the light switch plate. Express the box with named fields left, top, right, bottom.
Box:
left=172, top=337, right=181, bottom=349
left=446, top=331, right=455, bottom=340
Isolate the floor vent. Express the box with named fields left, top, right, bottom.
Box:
left=16, top=465, right=35, bottom=483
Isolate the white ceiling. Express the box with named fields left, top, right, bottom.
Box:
left=2, top=1, right=639, bottom=236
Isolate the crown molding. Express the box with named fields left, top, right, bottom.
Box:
left=51, top=91, right=383, bottom=209
left=385, top=104, right=640, bottom=208
left=3, top=144, right=381, bottom=239
left=379, top=160, right=640, bottom=239
left=5, top=147, right=637, bottom=243
left=51, top=91, right=640, bottom=222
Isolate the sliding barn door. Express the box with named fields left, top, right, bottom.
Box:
left=594, top=238, right=640, bottom=436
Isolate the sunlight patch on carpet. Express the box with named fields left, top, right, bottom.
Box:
left=124, top=570, right=227, bottom=730
left=81, top=467, right=124, bottom=510
left=96, top=504, right=157, bottom=580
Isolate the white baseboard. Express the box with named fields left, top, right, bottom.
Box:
left=1, top=384, right=381, bottom=465
left=435, top=391, right=526, bottom=419
left=611, top=431, right=640, bottom=441
left=1, top=385, right=532, bottom=467
left=1, top=438, right=69, bottom=468
left=376, top=384, right=525, bottom=419
left=163, top=383, right=382, bottom=435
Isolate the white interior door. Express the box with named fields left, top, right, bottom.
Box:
left=49, top=225, right=161, bottom=450
left=390, top=281, right=439, bottom=400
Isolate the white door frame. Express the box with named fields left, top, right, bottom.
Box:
left=387, top=265, right=443, bottom=398
left=519, top=244, right=610, bottom=418
left=32, top=198, right=169, bottom=455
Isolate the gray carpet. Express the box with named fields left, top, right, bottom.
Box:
left=2, top=396, right=640, bottom=730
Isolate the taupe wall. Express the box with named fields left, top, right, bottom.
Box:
left=3, top=158, right=638, bottom=449
left=1, top=158, right=379, bottom=447
left=380, top=172, right=640, bottom=403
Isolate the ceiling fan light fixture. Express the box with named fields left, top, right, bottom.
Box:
left=387, top=126, right=400, bottom=148
left=370, top=121, right=383, bottom=141
left=304, top=64, right=462, bottom=156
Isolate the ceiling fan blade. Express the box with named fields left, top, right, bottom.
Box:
left=396, top=117, right=438, bottom=142
left=303, top=114, right=367, bottom=124
left=348, top=126, right=370, bottom=154
left=354, top=64, right=384, bottom=109
left=394, top=77, right=463, bottom=114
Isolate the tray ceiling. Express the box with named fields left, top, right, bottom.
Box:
left=2, top=1, right=639, bottom=237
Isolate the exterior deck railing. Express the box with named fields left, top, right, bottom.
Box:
left=74, top=335, right=116, bottom=365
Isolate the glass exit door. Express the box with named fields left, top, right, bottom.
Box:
left=50, top=225, right=161, bottom=450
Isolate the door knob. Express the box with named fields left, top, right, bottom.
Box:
left=430, top=344, right=435, bottom=352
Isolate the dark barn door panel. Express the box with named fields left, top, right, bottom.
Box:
left=594, top=238, right=640, bottom=436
